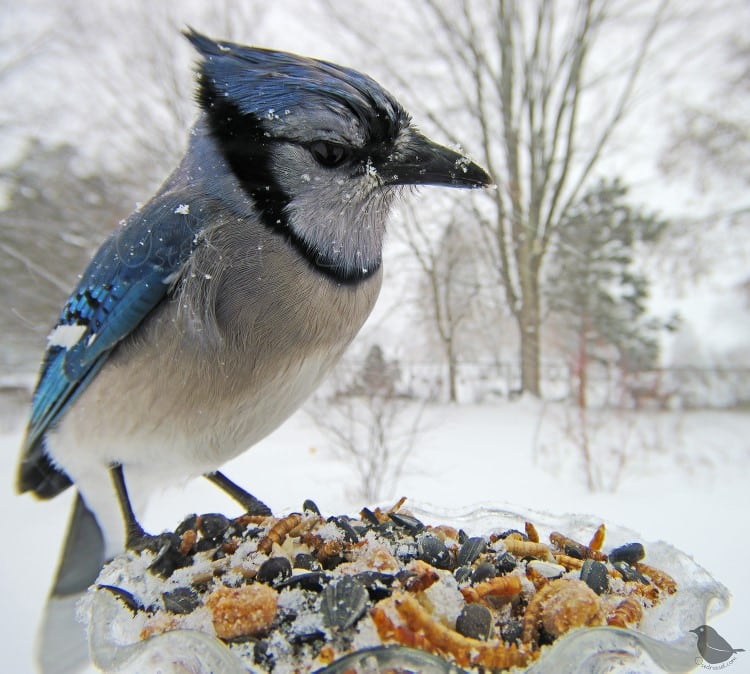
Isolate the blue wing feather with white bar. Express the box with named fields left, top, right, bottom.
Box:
left=19, top=195, right=201, bottom=497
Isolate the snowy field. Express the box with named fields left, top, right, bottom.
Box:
left=1, top=398, right=748, bottom=672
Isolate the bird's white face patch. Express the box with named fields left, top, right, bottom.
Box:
left=47, top=323, right=87, bottom=349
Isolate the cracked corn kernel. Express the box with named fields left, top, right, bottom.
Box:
left=206, top=584, right=278, bottom=639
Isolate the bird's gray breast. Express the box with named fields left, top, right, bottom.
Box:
left=117, top=219, right=383, bottom=470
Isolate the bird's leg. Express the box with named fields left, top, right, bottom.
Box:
left=110, top=464, right=193, bottom=576
left=205, top=471, right=272, bottom=516
left=109, top=462, right=148, bottom=548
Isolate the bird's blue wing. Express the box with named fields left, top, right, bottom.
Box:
left=23, top=195, right=202, bottom=455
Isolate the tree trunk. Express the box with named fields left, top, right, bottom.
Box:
left=518, top=267, right=541, bottom=396
left=448, top=357, right=458, bottom=403
left=576, top=320, right=588, bottom=409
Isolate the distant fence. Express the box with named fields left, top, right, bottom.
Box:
left=452, top=363, right=750, bottom=409
left=327, top=360, right=750, bottom=409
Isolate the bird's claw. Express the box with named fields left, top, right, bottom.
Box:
left=127, top=531, right=193, bottom=577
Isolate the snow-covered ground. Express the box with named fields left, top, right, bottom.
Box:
left=1, top=398, right=748, bottom=672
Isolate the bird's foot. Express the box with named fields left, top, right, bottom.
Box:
left=127, top=528, right=192, bottom=577
left=235, top=491, right=273, bottom=516
left=124, top=520, right=150, bottom=550
left=205, top=471, right=273, bottom=516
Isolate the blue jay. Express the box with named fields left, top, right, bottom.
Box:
left=17, top=29, right=491, bottom=671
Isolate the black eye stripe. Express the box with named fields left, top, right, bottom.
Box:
left=309, top=141, right=349, bottom=167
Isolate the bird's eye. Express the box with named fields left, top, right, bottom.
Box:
left=309, top=141, right=349, bottom=168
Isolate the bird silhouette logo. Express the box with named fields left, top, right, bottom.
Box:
left=691, top=625, right=744, bottom=666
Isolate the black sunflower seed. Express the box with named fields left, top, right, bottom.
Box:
left=293, top=552, right=319, bottom=571
left=98, top=584, right=142, bottom=614
left=146, top=534, right=193, bottom=578
left=303, top=499, right=321, bottom=516
left=163, top=587, right=200, bottom=614
left=497, top=529, right=527, bottom=540
left=388, top=512, right=425, bottom=534
left=289, top=628, right=326, bottom=645
left=175, top=515, right=198, bottom=537
left=257, top=556, right=292, bottom=586
left=501, top=617, right=523, bottom=644
left=454, top=566, right=472, bottom=584
left=417, top=533, right=453, bottom=570
left=457, top=536, right=486, bottom=567
left=276, top=571, right=328, bottom=592
left=614, top=561, right=649, bottom=584
left=471, top=561, right=497, bottom=584
left=354, top=571, right=395, bottom=601
left=456, top=603, right=493, bottom=641
left=328, top=516, right=360, bottom=543
left=494, top=551, right=517, bottom=574
left=609, top=542, right=645, bottom=565
left=561, top=540, right=587, bottom=559
left=359, top=507, right=380, bottom=525
left=321, top=575, right=368, bottom=630
left=196, top=538, right=218, bottom=553
left=580, top=559, right=609, bottom=595
left=199, top=513, right=230, bottom=541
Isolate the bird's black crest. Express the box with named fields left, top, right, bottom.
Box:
left=183, top=28, right=409, bottom=149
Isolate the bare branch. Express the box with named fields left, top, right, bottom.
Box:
left=0, top=242, right=70, bottom=293
left=548, top=0, right=670, bottom=239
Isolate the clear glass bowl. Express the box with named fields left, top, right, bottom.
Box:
left=86, top=503, right=729, bottom=673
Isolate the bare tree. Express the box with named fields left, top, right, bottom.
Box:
left=308, top=347, right=425, bottom=503
left=0, top=141, right=135, bottom=373
left=0, top=9, right=54, bottom=132
left=326, top=0, right=670, bottom=396
left=662, top=9, right=750, bottom=207
left=398, top=202, right=483, bottom=402
left=49, top=0, right=269, bottom=192
left=660, top=7, right=750, bottom=277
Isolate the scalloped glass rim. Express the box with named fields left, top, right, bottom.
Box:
left=87, top=502, right=730, bottom=674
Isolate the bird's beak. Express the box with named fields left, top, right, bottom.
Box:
left=381, top=130, right=493, bottom=189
